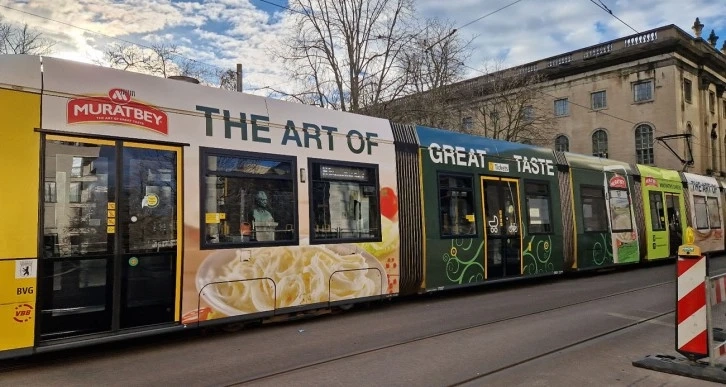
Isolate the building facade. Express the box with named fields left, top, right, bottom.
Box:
left=445, top=21, right=726, bottom=175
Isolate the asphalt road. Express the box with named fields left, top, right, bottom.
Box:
left=3, top=258, right=726, bottom=386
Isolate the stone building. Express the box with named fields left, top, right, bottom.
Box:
left=397, top=20, right=726, bottom=175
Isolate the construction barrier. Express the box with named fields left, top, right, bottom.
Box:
left=707, top=273, right=726, bottom=364
left=676, top=227, right=708, bottom=360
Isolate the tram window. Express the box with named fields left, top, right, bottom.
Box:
left=525, top=182, right=552, bottom=234
left=309, top=161, right=380, bottom=242
left=608, top=189, right=633, bottom=232
left=201, top=149, right=297, bottom=247
left=43, top=140, right=112, bottom=258
left=707, top=197, right=721, bottom=229
left=693, top=195, right=710, bottom=230
left=439, top=174, right=476, bottom=237
left=648, top=192, right=665, bottom=231
left=581, top=186, right=608, bottom=232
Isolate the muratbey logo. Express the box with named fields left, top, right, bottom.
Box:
left=644, top=177, right=659, bottom=187
left=67, top=88, right=168, bottom=135
left=609, top=175, right=627, bottom=189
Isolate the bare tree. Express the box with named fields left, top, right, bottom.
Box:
left=0, top=16, right=55, bottom=55
left=272, top=0, right=418, bottom=113
left=452, top=63, right=556, bottom=145
left=99, top=42, right=236, bottom=89
left=369, top=18, right=470, bottom=127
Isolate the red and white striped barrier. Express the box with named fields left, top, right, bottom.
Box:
left=676, top=255, right=708, bottom=359
left=711, top=276, right=726, bottom=305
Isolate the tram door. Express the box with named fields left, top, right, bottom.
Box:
left=482, top=177, right=522, bottom=278
left=39, top=136, right=180, bottom=340
left=665, top=193, right=683, bottom=257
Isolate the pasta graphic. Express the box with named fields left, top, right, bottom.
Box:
left=197, top=245, right=384, bottom=315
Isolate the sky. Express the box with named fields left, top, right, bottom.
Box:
left=0, top=0, right=724, bottom=96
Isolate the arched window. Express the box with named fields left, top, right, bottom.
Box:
left=555, top=135, right=569, bottom=152
left=592, top=129, right=608, bottom=158
left=635, top=124, right=655, bottom=164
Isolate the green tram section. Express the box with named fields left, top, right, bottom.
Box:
left=415, top=126, right=564, bottom=291
left=561, top=153, right=640, bottom=270
left=636, top=165, right=687, bottom=261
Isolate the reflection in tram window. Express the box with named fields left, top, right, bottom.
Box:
left=608, top=189, right=633, bottom=232
left=525, top=182, right=552, bottom=233
left=581, top=186, right=608, bottom=232
left=649, top=192, right=665, bottom=231
left=310, top=162, right=380, bottom=242
left=707, top=197, right=721, bottom=228
left=43, top=140, right=112, bottom=257
left=201, top=149, right=296, bottom=246
left=439, top=174, right=475, bottom=237
left=694, top=196, right=710, bottom=230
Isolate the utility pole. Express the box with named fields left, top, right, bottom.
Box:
left=236, top=64, right=243, bottom=92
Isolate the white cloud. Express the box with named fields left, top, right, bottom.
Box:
left=0, top=0, right=724, bottom=95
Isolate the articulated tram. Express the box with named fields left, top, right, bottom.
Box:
left=0, top=55, right=723, bottom=359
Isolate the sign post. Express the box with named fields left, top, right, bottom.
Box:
left=676, top=227, right=708, bottom=361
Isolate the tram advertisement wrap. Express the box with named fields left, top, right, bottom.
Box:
left=37, top=56, right=401, bottom=325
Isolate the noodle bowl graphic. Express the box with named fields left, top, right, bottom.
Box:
left=196, top=245, right=385, bottom=316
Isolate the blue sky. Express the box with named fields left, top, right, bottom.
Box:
left=0, top=0, right=724, bottom=95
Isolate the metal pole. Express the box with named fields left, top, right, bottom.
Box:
left=236, top=63, right=243, bottom=92
left=706, top=275, right=715, bottom=366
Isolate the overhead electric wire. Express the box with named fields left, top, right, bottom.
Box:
left=587, top=0, right=639, bottom=34
left=425, top=0, right=527, bottom=51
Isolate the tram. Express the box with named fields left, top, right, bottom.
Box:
left=0, top=54, right=723, bottom=359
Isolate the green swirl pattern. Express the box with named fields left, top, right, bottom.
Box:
left=442, top=238, right=485, bottom=284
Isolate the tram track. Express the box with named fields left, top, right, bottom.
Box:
left=223, top=280, right=674, bottom=386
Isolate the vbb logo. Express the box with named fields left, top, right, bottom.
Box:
left=108, top=88, right=134, bottom=105
left=13, top=304, right=33, bottom=323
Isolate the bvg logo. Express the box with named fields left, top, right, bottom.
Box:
left=108, top=88, right=134, bottom=105
left=13, top=303, right=33, bottom=323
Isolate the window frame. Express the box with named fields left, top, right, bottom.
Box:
left=633, top=80, right=653, bottom=103
left=707, top=197, right=722, bottom=229
left=554, top=135, right=569, bottom=152
left=684, top=79, right=692, bottom=103
left=580, top=185, right=609, bottom=233
left=607, top=187, right=634, bottom=233
left=592, top=129, right=608, bottom=158
left=462, top=116, right=473, bottom=131
left=709, top=91, right=716, bottom=113
left=693, top=195, right=710, bottom=230
left=554, top=98, right=569, bottom=117
left=437, top=172, right=477, bottom=239
left=591, top=90, right=607, bottom=110
left=199, top=147, right=299, bottom=250
left=524, top=180, right=554, bottom=235
left=308, top=158, right=381, bottom=244
left=648, top=191, right=666, bottom=232
left=635, top=124, right=655, bottom=165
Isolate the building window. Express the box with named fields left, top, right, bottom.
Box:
left=523, top=105, right=534, bottom=122
left=685, top=124, right=693, bottom=163
left=581, top=186, right=608, bottom=232
left=554, top=135, right=569, bottom=152
left=635, top=124, right=654, bottom=164
left=592, top=129, right=608, bottom=158
left=591, top=91, right=607, bottom=110
left=554, top=98, right=569, bottom=116
left=684, top=79, right=692, bottom=103
left=310, top=160, right=380, bottom=242
left=44, top=182, right=57, bottom=203
left=633, top=80, right=653, bottom=102
left=723, top=100, right=726, bottom=117
left=709, top=91, right=716, bottom=113
left=525, top=182, right=552, bottom=234
left=648, top=192, right=665, bottom=231
left=462, top=116, right=473, bottom=131
left=201, top=148, right=297, bottom=246
left=439, top=174, right=475, bottom=237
